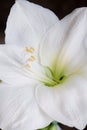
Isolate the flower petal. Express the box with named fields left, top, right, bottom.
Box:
left=0, top=45, right=37, bottom=85
left=36, top=75, right=87, bottom=129
left=39, top=22, right=62, bottom=70
left=0, top=82, right=52, bottom=130
left=5, top=0, right=58, bottom=48
left=56, top=7, right=87, bottom=75
left=39, top=8, right=87, bottom=75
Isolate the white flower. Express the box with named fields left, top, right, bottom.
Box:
left=0, top=0, right=87, bottom=130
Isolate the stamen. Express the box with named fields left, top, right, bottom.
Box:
left=26, top=47, right=35, bottom=53
left=25, top=64, right=31, bottom=69
left=28, top=56, right=36, bottom=62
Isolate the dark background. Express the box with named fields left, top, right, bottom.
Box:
left=0, top=0, right=87, bottom=130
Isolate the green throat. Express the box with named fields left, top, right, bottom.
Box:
left=41, top=67, right=66, bottom=87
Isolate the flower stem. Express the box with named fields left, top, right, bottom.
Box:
left=38, top=121, right=58, bottom=130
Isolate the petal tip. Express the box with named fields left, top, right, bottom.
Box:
left=15, top=0, right=28, bottom=5
left=74, top=7, right=87, bottom=15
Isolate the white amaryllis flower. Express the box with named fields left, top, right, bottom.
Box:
left=0, top=0, right=87, bottom=130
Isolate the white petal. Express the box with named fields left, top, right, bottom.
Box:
left=0, top=45, right=31, bottom=85
left=0, top=82, right=52, bottom=130
left=5, top=0, right=58, bottom=48
left=36, top=75, right=87, bottom=129
left=39, top=22, right=62, bottom=70
left=39, top=8, right=87, bottom=75
left=56, top=8, right=87, bottom=75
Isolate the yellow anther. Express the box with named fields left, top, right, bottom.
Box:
left=31, top=47, right=35, bottom=52
left=29, top=56, right=36, bottom=62
left=25, top=64, right=31, bottom=69
left=26, top=47, right=35, bottom=53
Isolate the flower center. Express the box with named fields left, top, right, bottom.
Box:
left=22, top=46, right=67, bottom=87
left=43, top=68, right=66, bottom=87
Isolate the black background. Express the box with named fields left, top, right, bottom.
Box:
left=0, top=0, right=87, bottom=130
